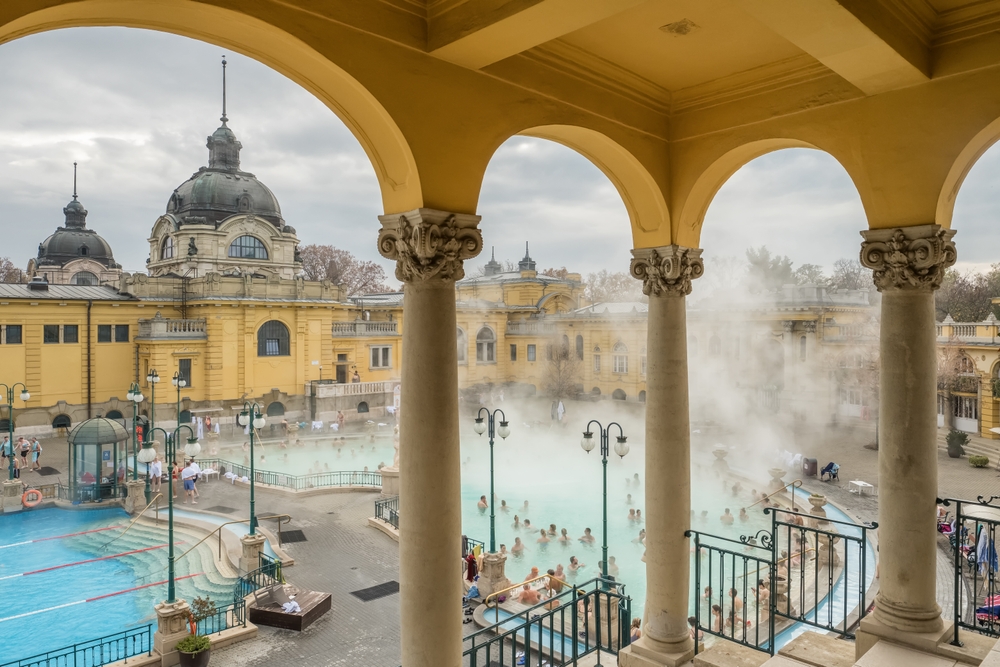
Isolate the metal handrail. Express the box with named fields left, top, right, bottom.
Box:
left=484, top=573, right=574, bottom=606
left=97, top=493, right=163, bottom=551
left=746, top=479, right=803, bottom=510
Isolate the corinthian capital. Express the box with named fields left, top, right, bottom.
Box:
left=629, top=245, right=704, bottom=297
left=860, top=224, right=956, bottom=292
left=377, top=209, right=482, bottom=283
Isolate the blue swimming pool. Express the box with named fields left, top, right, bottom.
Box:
left=0, top=507, right=237, bottom=662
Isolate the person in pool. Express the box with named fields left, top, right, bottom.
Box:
left=633, top=529, right=646, bottom=544
left=524, top=519, right=533, bottom=531
left=568, top=556, right=585, bottom=574
left=537, top=529, right=550, bottom=544
left=548, top=523, right=557, bottom=536
left=720, top=508, right=734, bottom=525
left=477, top=495, right=489, bottom=510
left=739, top=508, right=749, bottom=522
left=626, top=493, right=633, bottom=505
left=553, top=563, right=565, bottom=580
left=522, top=500, right=529, bottom=511
left=500, top=500, right=509, bottom=512
left=525, top=566, right=540, bottom=582
left=558, top=528, right=571, bottom=543
left=499, top=544, right=508, bottom=556
left=579, top=528, right=596, bottom=544
left=628, top=508, right=636, bottom=521
left=512, top=537, right=525, bottom=555
left=635, top=509, right=643, bottom=522
left=512, top=515, right=521, bottom=529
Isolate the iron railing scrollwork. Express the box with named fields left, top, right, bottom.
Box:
left=0, top=624, right=152, bottom=667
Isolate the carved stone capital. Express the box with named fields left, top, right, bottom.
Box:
left=782, top=320, right=796, bottom=333
left=803, top=321, right=817, bottom=333
left=377, top=209, right=482, bottom=283
left=860, top=224, right=956, bottom=292
left=629, top=245, right=704, bottom=297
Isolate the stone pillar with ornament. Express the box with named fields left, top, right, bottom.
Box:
left=239, top=532, right=266, bottom=574
left=619, top=245, right=703, bottom=667
left=378, top=208, right=482, bottom=667
left=2, top=478, right=22, bottom=513
left=856, top=224, right=955, bottom=654
left=475, top=552, right=511, bottom=600
left=380, top=425, right=401, bottom=497
left=125, top=479, right=147, bottom=514
left=153, top=599, right=192, bottom=667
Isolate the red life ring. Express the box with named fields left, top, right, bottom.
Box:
left=22, top=489, right=42, bottom=507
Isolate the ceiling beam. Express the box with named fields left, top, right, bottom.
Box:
left=734, top=0, right=930, bottom=95
left=428, top=0, right=647, bottom=70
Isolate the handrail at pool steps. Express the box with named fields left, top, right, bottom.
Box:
left=374, top=495, right=399, bottom=530
left=98, top=493, right=163, bottom=550
left=0, top=623, right=152, bottom=667
left=466, top=577, right=631, bottom=667
left=197, top=457, right=382, bottom=491
left=746, top=479, right=803, bottom=511
left=483, top=573, right=573, bottom=607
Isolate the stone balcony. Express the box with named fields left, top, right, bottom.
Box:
left=331, top=320, right=398, bottom=337
left=136, top=317, right=207, bottom=340
left=505, top=321, right=557, bottom=335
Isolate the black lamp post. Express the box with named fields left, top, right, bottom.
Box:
left=580, top=420, right=628, bottom=580
left=126, top=382, right=144, bottom=482
left=172, top=372, right=187, bottom=426
left=146, top=424, right=200, bottom=603
left=473, top=408, right=511, bottom=553
left=0, top=383, right=29, bottom=481
left=237, top=402, right=266, bottom=534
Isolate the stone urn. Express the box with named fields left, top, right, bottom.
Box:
left=807, top=494, right=828, bottom=527
left=768, top=468, right=787, bottom=492
left=712, top=447, right=729, bottom=469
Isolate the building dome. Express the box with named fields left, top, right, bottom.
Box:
left=165, top=121, right=283, bottom=228
left=36, top=194, right=119, bottom=270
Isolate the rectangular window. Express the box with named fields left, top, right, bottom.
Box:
left=115, top=324, right=129, bottom=342
left=5, top=325, right=21, bottom=344
left=593, top=355, right=601, bottom=373
left=63, top=325, right=79, bottom=344
left=527, top=344, right=536, bottom=362
left=44, top=325, right=60, bottom=344
left=178, top=359, right=192, bottom=387
left=97, top=325, right=112, bottom=343
left=371, top=345, right=392, bottom=368
left=510, top=344, right=517, bottom=362
left=613, top=355, right=628, bottom=374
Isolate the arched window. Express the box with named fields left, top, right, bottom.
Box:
left=640, top=346, right=647, bottom=375
left=228, top=235, right=268, bottom=260
left=457, top=327, right=467, bottom=364
left=79, top=245, right=89, bottom=256
left=178, top=410, right=192, bottom=424
left=638, top=390, right=646, bottom=403
left=958, top=355, right=976, bottom=375
left=593, top=346, right=601, bottom=374
left=476, top=327, right=496, bottom=363
left=266, top=402, right=286, bottom=417
left=357, top=401, right=369, bottom=413
left=576, top=335, right=584, bottom=360
left=561, top=334, right=570, bottom=359
left=105, top=410, right=124, bottom=421
left=799, top=336, right=807, bottom=362
left=72, top=271, right=98, bottom=285
left=161, top=236, right=174, bottom=260
left=709, top=335, right=721, bottom=356
left=591, top=387, right=601, bottom=396
left=612, top=342, right=628, bottom=374
left=612, top=388, right=627, bottom=401
left=52, top=414, right=72, bottom=429
left=257, top=321, right=290, bottom=356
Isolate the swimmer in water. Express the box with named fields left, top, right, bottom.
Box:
left=608, top=556, right=619, bottom=577
left=512, top=515, right=521, bottom=530
left=739, top=508, right=748, bottom=522
left=633, top=529, right=646, bottom=544
left=553, top=563, right=565, bottom=580
left=700, top=510, right=708, bottom=523
left=635, top=509, right=643, bottom=522
left=260, top=453, right=266, bottom=463
left=525, top=567, right=540, bottom=582
left=568, top=556, right=585, bottom=574
left=626, top=493, right=633, bottom=505
left=524, top=519, right=533, bottom=531
left=579, top=528, right=596, bottom=544
left=628, top=509, right=636, bottom=521
left=478, top=495, right=489, bottom=510
left=548, top=523, right=557, bottom=536
left=537, top=529, right=550, bottom=544
left=720, top=508, right=734, bottom=525
left=523, top=500, right=529, bottom=512
left=500, top=500, right=509, bottom=512
left=499, top=544, right=508, bottom=556
left=512, top=537, right=525, bottom=555
left=558, top=528, right=571, bottom=543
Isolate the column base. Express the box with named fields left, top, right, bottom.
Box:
left=618, top=637, right=694, bottom=667
left=380, top=468, right=399, bottom=497
left=124, top=479, right=147, bottom=514
left=239, top=533, right=266, bottom=574
left=2, top=479, right=22, bottom=513
left=475, top=552, right=510, bottom=600
left=153, top=599, right=191, bottom=667
left=856, top=613, right=950, bottom=661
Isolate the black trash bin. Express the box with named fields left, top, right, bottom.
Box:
left=802, top=457, right=818, bottom=477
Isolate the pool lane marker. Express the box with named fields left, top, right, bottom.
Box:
left=0, top=525, right=124, bottom=550
left=0, top=541, right=182, bottom=581
left=0, top=573, right=205, bottom=623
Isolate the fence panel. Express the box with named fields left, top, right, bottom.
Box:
left=940, top=496, right=1000, bottom=645
left=0, top=624, right=152, bottom=667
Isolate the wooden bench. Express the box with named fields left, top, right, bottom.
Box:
left=248, top=585, right=331, bottom=631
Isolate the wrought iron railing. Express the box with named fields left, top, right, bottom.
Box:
left=688, top=506, right=875, bottom=656
left=375, top=495, right=399, bottom=529
left=939, top=495, right=1000, bottom=645
left=234, top=555, right=284, bottom=603
left=0, top=624, right=152, bottom=667
left=463, top=536, right=485, bottom=557
left=197, top=599, right=247, bottom=635
left=198, top=458, right=381, bottom=491
left=464, top=578, right=630, bottom=667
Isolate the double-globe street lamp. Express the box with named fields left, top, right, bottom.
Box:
left=1, top=383, right=29, bottom=481
left=145, top=424, right=201, bottom=603
left=172, top=372, right=187, bottom=424
left=473, top=408, right=511, bottom=553
left=125, top=383, right=144, bottom=482
left=136, top=370, right=160, bottom=504
left=237, top=403, right=266, bottom=534
left=580, top=420, right=629, bottom=581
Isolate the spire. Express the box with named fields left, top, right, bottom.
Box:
left=518, top=241, right=535, bottom=272
left=72, top=162, right=78, bottom=200
left=483, top=245, right=502, bottom=276
left=221, top=55, right=228, bottom=125
left=63, top=162, right=88, bottom=228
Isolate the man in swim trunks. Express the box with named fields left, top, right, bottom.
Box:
left=518, top=583, right=541, bottom=605
left=30, top=438, right=42, bottom=471
left=478, top=495, right=489, bottom=510
left=181, top=460, right=198, bottom=504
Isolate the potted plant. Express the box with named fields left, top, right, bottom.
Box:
left=176, top=596, right=216, bottom=667
left=946, top=430, right=969, bottom=458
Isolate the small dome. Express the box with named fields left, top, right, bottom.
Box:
left=36, top=195, right=118, bottom=269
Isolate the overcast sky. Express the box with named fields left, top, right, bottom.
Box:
left=0, top=27, right=997, bottom=283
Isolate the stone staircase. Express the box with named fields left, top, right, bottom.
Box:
left=936, top=428, right=1000, bottom=461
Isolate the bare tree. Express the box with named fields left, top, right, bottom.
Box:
left=584, top=270, right=644, bottom=303
left=0, top=257, right=26, bottom=283
left=298, top=245, right=393, bottom=296
left=937, top=336, right=973, bottom=432
left=793, top=263, right=826, bottom=285
left=829, top=258, right=867, bottom=291
left=541, top=267, right=570, bottom=279
left=543, top=337, right=582, bottom=400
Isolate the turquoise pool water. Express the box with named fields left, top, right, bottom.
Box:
left=0, top=507, right=237, bottom=662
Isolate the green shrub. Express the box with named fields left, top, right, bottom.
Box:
left=947, top=430, right=969, bottom=458
left=176, top=634, right=210, bottom=654
left=970, top=455, right=990, bottom=468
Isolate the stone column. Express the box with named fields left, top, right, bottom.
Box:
left=239, top=532, right=266, bottom=574
left=2, top=478, right=22, bottom=513
left=859, top=225, right=955, bottom=639
left=619, top=245, right=703, bottom=667
left=378, top=208, right=482, bottom=667
left=153, top=599, right=192, bottom=667
left=125, top=479, right=147, bottom=514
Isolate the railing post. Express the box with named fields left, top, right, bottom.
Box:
left=952, top=499, right=963, bottom=646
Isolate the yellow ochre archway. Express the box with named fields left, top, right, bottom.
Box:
left=936, top=116, right=1000, bottom=231
left=517, top=125, right=672, bottom=248
left=676, top=138, right=873, bottom=249
left=0, top=0, right=421, bottom=215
